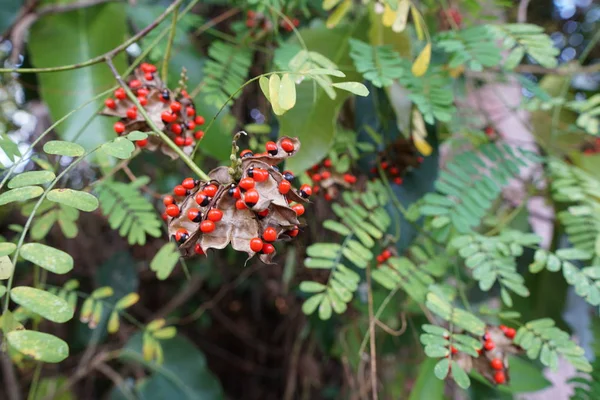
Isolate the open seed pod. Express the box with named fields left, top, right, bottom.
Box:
left=165, top=136, right=308, bottom=263
left=370, top=136, right=422, bottom=185
left=100, top=62, right=206, bottom=159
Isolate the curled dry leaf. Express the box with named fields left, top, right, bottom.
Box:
left=165, top=136, right=308, bottom=264
left=100, top=62, right=206, bottom=159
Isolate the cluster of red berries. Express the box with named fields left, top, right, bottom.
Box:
left=306, top=159, right=357, bottom=201
left=376, top=248, right=393, bottom=264
left=583, top=137, right=600, bottom=155
left=479, top=325, right=516, bottom=384
left=101, top=63, right=205, bottom=157
left=371, top=137, right=424, bottom=185
left=371, top=156, right=423, bottom=185
left=245, top=10, right=299, bottom=32
left=165, top=137, right=308, bottom=262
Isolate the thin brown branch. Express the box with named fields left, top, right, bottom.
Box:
left=1, top=351, right=21, bottom=400
left=375, top=312, right=407, bottom=336
left=517, top=0, right=531, bottom=23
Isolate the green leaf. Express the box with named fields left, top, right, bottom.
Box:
left=43, top=141, right=85, bottom=157
left=0, top=242, right=16, bottom=257
left=507, top=356, right=551, bottom=393
left=279, top=73, right=296, bottom=111
left=318, top=296, right=333, bottom=320
left=10, top=286, right=74, bottom=323
left=8, top=171, right=56, bottom=189
left=28, top=3, right=128, bottom=151
left=150, top=243, right=180, bottom=280
left=434, top=358, right=450, bottom=379
left=409, top=358, right=445, bottom=400
left=153, top=326, right=177, bottom=340
left=299, top=281, right=326, bottom=293
left=0, top=186, right=44, bottom=206
left=451, top=361, right=470, bottom=388
left=0, top=256, right=15, bottom=280
left=47, top=189, right=99, bottom=212
left=101, top=137, right=136, bottom=160
left=115, top=293, right=140, bottom=310
left=21, top=243, right=74, bottom=274
left=7, top=330, right=69, bottom=363
left=323, top=220, right=351, bottom=235
left=302, top=293, right=324, bottom=315
left=331, top=82, right=369, bottom=96
left=126, top=131, right=148, bottom=141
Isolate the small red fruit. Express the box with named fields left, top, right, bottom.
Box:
left=200, top=220, right=215, bottom=233
left=281, top=138, right=294, bottom=153
left=494, top=371, right=506, bottom=385
left=194, top=130, right=204, bottom=140
left=138, top=96, right=148, bottom=106
left=175, top=136, right=185, bottom=146
left=313, top=185, right=320, bottom=194
left=250, top=238, right=263, bottom=252
left=195, top=193, right=210, bottom=207
left=203, top=184, right=218, bottom=197
left=312, top=173, right=322, bottom=182
left=182, top=177, right=196, bottom=190
left=173, top=185, right=187, bottom=196
left=137, top=88, right=149, bottom=97
left=266, top=141, right=278, bottom=156
left=175, top=228, right=189, bottom=243
left=291, top=203, right=305, bottom=216
left=324, top=193, right=333, bottom=201
left=136, top=139, right=148, bottom=147
left=244, top=189, right=259, bottom=207
left=344, top=174, right=357, bottom=184
left=376, top=254, right=385, bottom=264
left=195, top=115, right=205, bottom=125
left=235, top=199, right=247, bottom=210
left=381, top=161, right=389, bottom=169
left=252, top=169, right=269, bottom=182
left=262, top=243, right=275, bottom=254
left=187, top=121, right=196, bottom=131
left=263, top=227, right=277, bottom=242
left=418, top=156, right=424, bottom=163
left=185, top=135, right=193, bottom=146
left=490, top=358, right=503, bottom=370
left=207, top=208, right=223, bottom=222
left=382, top=249, right=392, bottom=259
left=166, top=204, right=180, bottom=217
left=299, top=184, right=312, bottom=198
left=170, top=102, right=182, bottom=113
left=126, top=107, right=137, bottom=119
left=323, top=159, right=332, bottom=168
left=505, top=328, right=516, bottom=339
left=321, top=171, right=331, bottom=180
left=288, top=226, right=299, bottom=237
left=113, top=122, right=126, bottom=134
left=239, top=177, right=255, bottom=191
left=394, top=177, right=403, bottom=185
left=194, top=243, right=205, bottom=255
left=186, top=107, right=195, bottom=117
left=161, top=111, right=176, bottom=123
left=292, top=18, right=299, bottom=27
left=279, top=180, right=291, bottom=194
left=229, top=185, right=241, bottom=199
left=171, top=123, right=183, bottom=135
left=389, top=167, right=400, bottom=176
left=257, top=209, right=269, bottom=218
left=484, top=340, right=495, bottom=351
left=115, top=88, right=126, bottom=100
left=144, top=72, right=153, bottom=81
left=163, top=195, right=174, bottom=206
left=129, top=79, right=142, bottom=89
left=187, top=208, right=202, bottom=222
left=451, top=346, right=458, bottom=355
left=105, top=98, right=116, bottom=109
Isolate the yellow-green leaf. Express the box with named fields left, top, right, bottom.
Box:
left=8, top=171, right=56, bottom=189
left=412, top=43, right=431, bottom=77
left=21, top=243, right=73, bottom=274
left=382, top=4, right=396, bottom=27
left=10, top=286, right=74, bottom=323
left=259, top=76, right=270, bottom=102
left=153, top=326, right=177, bottom=340
left=7, top=330, right=69, bottom=363
left=279, top=73, right=296, bottom=111
left=410, top=5, right=425, bottom=40
left=0, top=186, right=44, bottom=206
left=43, top=141, right=84, bottom=157
left=326, top=0, right=351, bottom=29
left=0, top=242, right=16, bottom=257
left=107, top=310, right=119, bottom=334
left=269, top=74, right=285, bottom=116
left=115, top=293, right=139, bottom=310
left=392, top=0, right=410, bottom=32
left=412, top=109, right=432, bottom=155
left=0, top=256, right=14, bottom=280
left=47, top=188, right=98, bottom=212
left=331, top=82, right=369, bottom=97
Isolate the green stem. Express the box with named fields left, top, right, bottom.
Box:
left=0, top=0, right=191, bottom=73
left=161, top=6, right=179, bottom=83
left=105, top=57, right=210, bottom=181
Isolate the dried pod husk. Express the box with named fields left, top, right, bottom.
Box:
left=100, top=64, right=205, bottom=159
left=166, top=136, right=307, bottom=264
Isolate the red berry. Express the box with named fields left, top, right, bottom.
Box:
left=163, top=195, right=174, bottom=206
left=451, top=346, right=458, bottom=355
left=126, top=107, right=137, bottom=119
left=138, top=96, right=148, bottom=106
left=175, top=136, right=185, bottom=146
left=263, top=227, right=277, bottom=242
left=113, top=122, right=125, bottom=134
left=299, top=184, right=312, bottom=198
left=229, top=186, right=241, bottom=199
left=293, top=18, right=299, bottom=27
left=490, top=358, right=503, bottom=370
left=281, top=138, right=294, bottom=153
left=195, top=193, right=210, bottom=207
left=312, top=173, right=322, bottom=182
left=239, top=177, right=255, bottom=191
left=313, top=185, right=320, bottom=194
left=195, top=115, right=205, bottom=125
left=186, top=107, right=195, bottom=117
left=161, top=111, right=176, bottom=123
left=321, top=170, right=331, bottom=179
left=344, top=174, right=357, bottom=184
left=136, top=139, right=148, bottom=147
left=389, top=167, right=400, bottom=176
left=105, top=98, right=116, bottom=109
left=162, top=212, right=168, bottom=221
left=381, top=161, right=389, bottom=169
left=194, top=243, right=205, bottom=255
left=170, top=102, right=182, bottom=113
left=244, top=189, right=259, bottom=207
left=376, top=254, right=385, bottom=264
left=324, top=193, right=333, bottom=201
left=182, top=177, right=196, bottom=190
left=187, top=121, right=196, bottom=130
left=184, top=137, right=193, bottom=146
left=166, top=204, right=180, bottom=217
left=194, top=130, right=204, bottom=140
left=171, top=124, right=183, bottom=135
left=246, top=19, right=256, bottom=28
left=253, top=169, right=269, bottom=182
left=235, top=199, right=247, bottom=210
left=115, top=88, right=126, bottom=100
left=187, top=208, right=202, bottom=222
left=494, top=371, right=506, bottom=385
left=288, top=226, right=299, bottom=237
left=505, top=328, right=516, bottom=339
left=266, top=141, right=278, bottom=156
left=250, top=238, right=263, bottom=252
left=207, top=208, right=223, bottom=222
left=484, top=341, right=495, bottom=351
left=129, top=79, right=142, bottom=89
left=175, top=228, right=189, bottom=243
left=247, top=10, right=256, bottom=18
left=257, top=209, right=269, bottom=218
left=144, top=72, right=153, bottom=81
left=137, top=88, right=149, bottom=97
left=382, top=249, right=392, bottom=259
left=323, top=159, right=332, bottom=168
left=262, top=243, right=275, bottom=254
left=174, top=185, right=187, bottom=196
left=200, top=220, right=215, bottom=233
left=279, top=180, right=291, bottom=194
left=394, top=177, right=403, bottom=185
left=203, top=184, right=218, bottom=197
left=418, top=156, right=424, bottom=163
left=292, top=204, right=305, bottom=216
left=140, top=63, right=153, bottom=73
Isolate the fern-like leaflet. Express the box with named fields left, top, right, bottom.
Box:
left=348, top=39, right=404, bottom=88
left=301, top=180, right=391, bottom=319
left=436, top=25, right=502, bottom=71
left=95, top=178, right=162, bottom=245
left=201, top=41, right=253, bottom=107
left=491, top=23, right=559, bottom=69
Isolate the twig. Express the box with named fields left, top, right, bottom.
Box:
left=161, top=6, right=179, bottom=83
left=365, top=263, right=378, bottom=400
left=1, top=350, right=21, bottom=400
left=95, top=362, right=137, bottom=400
left=374, top=312, right=407, bottom=336
left=517, top=0, right=531, bottom=23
